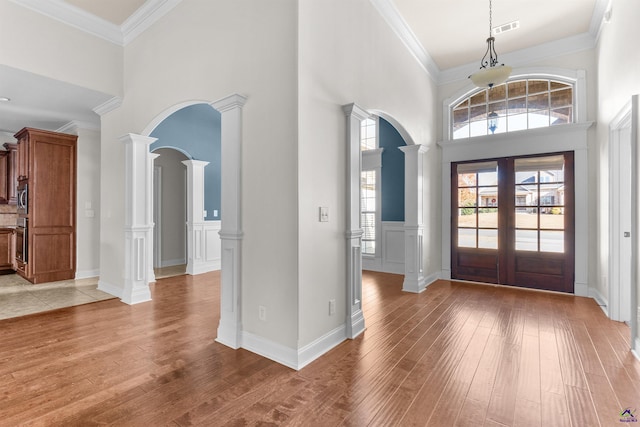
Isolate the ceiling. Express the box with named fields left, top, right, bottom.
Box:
left=0, top=0, right=609, bottom=137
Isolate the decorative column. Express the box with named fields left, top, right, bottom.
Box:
left=343, top=103, right=369, bottom=339
left=182, top=160, right=210, bottom=275
left=400, top=144, right=429, bottom=293
left=212, top=94, right=247, bottom=349
left=121, top=133, right=158, bottom=304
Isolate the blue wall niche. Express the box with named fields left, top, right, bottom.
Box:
left=150, top=104, right=221, bottom=220
left=379, top=117, right=406, bottom=222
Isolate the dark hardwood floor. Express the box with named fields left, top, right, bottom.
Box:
left=1, top=270, right=639, bottom=426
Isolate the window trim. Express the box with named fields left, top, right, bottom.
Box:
left=443, top=68, right=587, bottom=141
left=360, top=114, right=382, bottom=260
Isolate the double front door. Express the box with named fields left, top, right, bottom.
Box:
left=451, top=152, right=575, bottom=293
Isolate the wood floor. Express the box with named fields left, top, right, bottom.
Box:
left=1, top=271, right=639, bottom=426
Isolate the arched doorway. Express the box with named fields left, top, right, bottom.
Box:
left=152, top=148, right=188, bottom=276
left=122, top=94, right=247, bottom=350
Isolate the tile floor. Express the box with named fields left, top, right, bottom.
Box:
left=0, top=265, right=187, bottom=321
left=0, top=274, right=115, bottom=320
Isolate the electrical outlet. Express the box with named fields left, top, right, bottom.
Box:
left=259, top=305, right=266, bottom=322
left=329, top=299, right=336, bottom=316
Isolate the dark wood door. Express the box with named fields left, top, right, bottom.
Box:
left=451, top=152, right=575, bottom=293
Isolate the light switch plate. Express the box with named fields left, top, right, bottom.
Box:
left=319, top=206, right=329, bottom=222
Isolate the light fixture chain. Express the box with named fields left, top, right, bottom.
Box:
left=489, top=0, right=493, bottom=37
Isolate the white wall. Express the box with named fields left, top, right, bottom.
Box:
left=0, top=1, right=122, bottom=97
left=153, top=148, right=187, bottom=267
left=596, top=0, right=640, bottom=345
left=99, top=0, right=300, bottom=349
left=297, top=0, right=438, bottom=347
left=75, top=127, right=101, bottom=278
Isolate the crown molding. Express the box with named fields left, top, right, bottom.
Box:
left=57, top=120, right=100, bottom=133
left=10, top=0, right=182, bottom=46
left=93, top=96, right=122, bottom=116
left=9, top=0, right=123, bottom=44
left=122, top=0, right=182, bottom=45
left=589, top=0, right=612, bottom=41
left=369, top=0, right=440, bottom=82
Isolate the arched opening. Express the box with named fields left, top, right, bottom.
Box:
left=149, top=104, right=222, bottom=276
left=122, top=94, right=247, bottom=350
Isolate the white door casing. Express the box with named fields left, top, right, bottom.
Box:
left=609, top=102, right=633, bottom=323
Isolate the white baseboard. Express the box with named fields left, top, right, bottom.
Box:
left=75, top=269, right=100, bottom=280
left=297, top=324, right=347, bottom=369
left=97, top=279, right=122, bottom=299
left=423, top=271, right=441, bottom=288
left=187, top=260, right=221, bottom=275
left=241, top=324, right=348, bottom=371
left=161, top=258, right=186, bottom=268
left=589, top=287, right=609, bottom=316
left=241, top=331, right=299, bottom=370
left=633, top=338, right=640, bottom=361
left=574, top=281, right=589, bottom=297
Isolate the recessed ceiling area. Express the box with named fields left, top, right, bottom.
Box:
left=0, top=65, right=114, bottom=134
left=393, top=0, right=599, bottom=70
left=62, top=0, right=147, bottom=25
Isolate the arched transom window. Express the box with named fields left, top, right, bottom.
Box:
left=452, top=79, right=574, bottom=139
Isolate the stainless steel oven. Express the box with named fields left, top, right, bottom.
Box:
left=17, top=182, right=27, bottom=216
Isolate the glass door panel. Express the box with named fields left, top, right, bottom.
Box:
left=452, top=152, right=574, bottom=293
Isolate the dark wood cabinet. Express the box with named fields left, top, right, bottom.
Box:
left=0, top=228, right=14, bottom=271
left=4, top=143, right=18, bottom=204
left=14, top=128, right=77, bottom=284
left=0, top=151, right=8, bottom=204
left=0, top=228, right=15, bottom=273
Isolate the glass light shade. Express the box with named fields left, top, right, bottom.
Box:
left=470, top=65, right=512, bottom=88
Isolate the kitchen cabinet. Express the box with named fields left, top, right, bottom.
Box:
left=14, top=128, right=77, bottom=284
left=0, top=228, right=14, bottom=273
left=0, top=151, right=8, bottom=204
left=4, top=143, right=18, bottom=204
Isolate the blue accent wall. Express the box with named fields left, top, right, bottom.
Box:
left=379, top=118, right=406, bottom=221
left=150, top=104, right=221, bottom=220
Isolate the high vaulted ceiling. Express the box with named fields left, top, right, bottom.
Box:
left=0, top=0, right=610, bottom=135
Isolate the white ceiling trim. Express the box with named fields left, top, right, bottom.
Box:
left=9, top=0, right=183, bottom=46
left=370, top=0, right=440, bottom=81
left=57, top=120, right=100, bottom=133
left=9, top=0, right=123, bottom=44
left=93, top=97, right=123, bottom=116
left=372, top=0, right=609, bottom=86
left=122, top=0, right=182, bottom=45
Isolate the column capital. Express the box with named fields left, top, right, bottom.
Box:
left=399, top=144, right=429, bottom=155
left=211, top=93, right=248, bottom=112
left=342, top=103, right=370, bottom=121
left=181, top=159, right=210, bottom=168
left=119, top=133, right=157, bottom=146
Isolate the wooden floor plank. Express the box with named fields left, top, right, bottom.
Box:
left=0, top=272, right=638, bottom=425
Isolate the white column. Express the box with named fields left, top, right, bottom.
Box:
left=343, top=103, right=369, bottom=339
left=121, top=133, right=158, bottom=304
left=212, top=94, right=247, bottom=349
left=182, top=160, right=210, bottom=275
left=400, top=144, right=429, bottom=293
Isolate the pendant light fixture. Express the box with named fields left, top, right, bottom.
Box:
left=469, top=0, right=512, bottom=88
